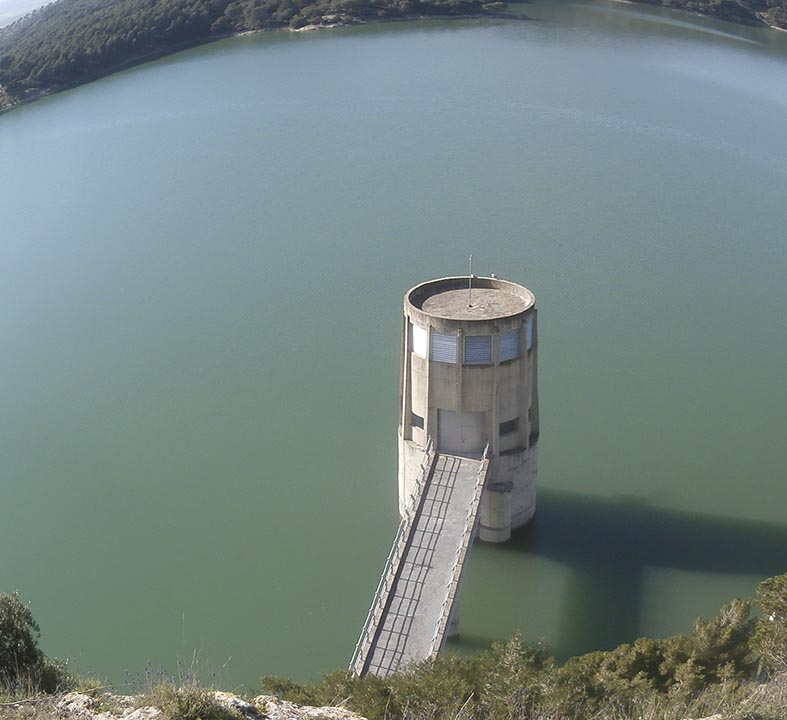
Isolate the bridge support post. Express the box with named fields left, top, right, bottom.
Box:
left=447, top=599, right=461, bottom=638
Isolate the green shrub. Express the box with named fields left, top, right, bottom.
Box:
left=261, top=635, right=551, bottom=720
left=260, top=601, right=760, bottom=720
left=550, top=598, right=755, bottom=713
left=147, top=683, right=241, bottom=720
left=36, top=656, right=74, bottom=695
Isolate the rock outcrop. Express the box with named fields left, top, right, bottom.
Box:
left=1, top=691, right=366, bottom=720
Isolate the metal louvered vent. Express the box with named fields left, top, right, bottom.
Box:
left=499, top=328, right=520, bottom=362
left=431, top=331, right=457, bottom=363
left=464, top=335, right=492, bottom=365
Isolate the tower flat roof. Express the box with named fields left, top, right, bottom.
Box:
left=421, top=288, right=528, bottom=320
left=407, top=277, right=534, bottom=321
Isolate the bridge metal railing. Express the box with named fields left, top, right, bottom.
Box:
left=427, top=443, right=490, bottom=658
left=349, top=438, right=435, bottom=676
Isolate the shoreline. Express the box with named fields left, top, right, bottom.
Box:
left=0, top=12, right=525, bottom=117
left=609, top=0, right=786, bottom=32
left=2, top=0, right=785, bottom=117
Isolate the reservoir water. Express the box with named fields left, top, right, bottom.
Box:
left=2, top=0, right=787, bottom=690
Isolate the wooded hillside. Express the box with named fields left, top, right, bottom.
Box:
left=1, top=0, right=785, bottom=112
left=637, top=0, right=786, bottom=29
left=0, top=0, right=504, bottom=108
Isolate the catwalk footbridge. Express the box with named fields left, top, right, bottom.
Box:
left=350, top=442, right=490, bottom=677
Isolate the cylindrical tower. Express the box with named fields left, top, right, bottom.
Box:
left=398, top=276, right=539, bottom=543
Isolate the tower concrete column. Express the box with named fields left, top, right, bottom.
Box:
left=397, top=276, right=540, bottom=542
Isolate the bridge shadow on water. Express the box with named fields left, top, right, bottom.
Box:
left=490, top=488, right=787, bottom=659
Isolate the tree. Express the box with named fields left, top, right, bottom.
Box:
left=752, top=573, right=787, bottom=675
left=0, top=592, right=71, bottom=695
left=0, top=592, right=44, bottom=690
left=687, top=598, right=756, bottom=684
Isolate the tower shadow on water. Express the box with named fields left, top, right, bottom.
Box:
left=497, top=488, right=787, bottom=659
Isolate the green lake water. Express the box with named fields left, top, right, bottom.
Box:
left=2, top=0, right=787, bottom=690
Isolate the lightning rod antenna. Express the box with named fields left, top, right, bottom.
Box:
left=468, top=254, right=473, bottom=307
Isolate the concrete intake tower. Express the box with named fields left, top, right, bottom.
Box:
left=398, top=276, right=539, bottom=542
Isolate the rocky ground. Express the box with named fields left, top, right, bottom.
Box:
left=0, top=691, right=367, bottom=720
left=0, top=690, right=761, bottom=720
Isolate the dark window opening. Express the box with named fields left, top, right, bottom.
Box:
left=499, top=417, right=519, bottom=436
left=411, top=412, right=424, bottom=430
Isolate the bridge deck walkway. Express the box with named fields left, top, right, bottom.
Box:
left=350, top=447, right=489, bottom=677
